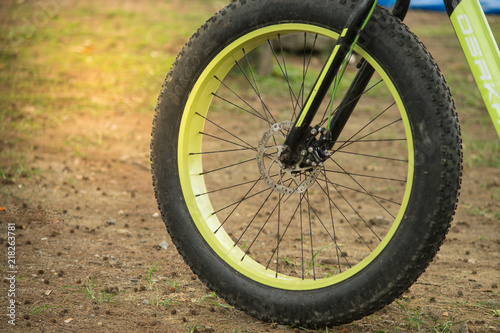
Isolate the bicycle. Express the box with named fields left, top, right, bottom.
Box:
left=150, top=0, right=500, bottom=326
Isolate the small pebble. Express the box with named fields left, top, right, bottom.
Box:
left=158, top=241, right=169, bottom=250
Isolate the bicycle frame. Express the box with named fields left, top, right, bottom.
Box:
left=446, top=0, right=500, bottom=138
left=285, top=0, right=500, bottom=164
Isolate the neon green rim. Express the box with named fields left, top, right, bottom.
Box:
left=178, top=24, right=414, bottom=290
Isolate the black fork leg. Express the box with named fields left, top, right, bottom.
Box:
left=279, top=0, right=377, bottom=166
left=328, top=0, right=411, bottom=146
left=281, top=0, right=412, bottom=161
left=328, top=61, right=374, bottom=145
left=392, top=0, right=411, bottom=20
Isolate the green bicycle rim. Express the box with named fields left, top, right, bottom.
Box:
left=177, top=23, right=415, bottom=290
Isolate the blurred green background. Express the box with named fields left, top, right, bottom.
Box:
left=1, top=0, right=498, bottom=180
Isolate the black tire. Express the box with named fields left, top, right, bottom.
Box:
left=151, top=0, right=462, bottom=326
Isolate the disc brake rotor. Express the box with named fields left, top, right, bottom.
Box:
left=256, top=121, right=321, bottom=195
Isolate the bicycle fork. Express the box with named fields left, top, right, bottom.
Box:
left=279, top=0, right=409, bottom=169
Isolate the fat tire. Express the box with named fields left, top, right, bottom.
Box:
left=151, top=0, right=462, bottom=326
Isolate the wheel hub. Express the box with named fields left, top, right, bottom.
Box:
left=256, top=121, right=321, bottom=195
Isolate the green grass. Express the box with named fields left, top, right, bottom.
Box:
left=394, top=299, right=467, bottom=332
left=305, top=243, right=337, bottom=276
left=185, top=320, right=205, bottom=333
left=478, top=301, right=500, bottom=321
left=145, top=263, right=159, bottom=289
left=63, top=275, right=119, bottom=303
left=29, top=303, right=60, bottom=314
left=1, top=1, right=497, bottom=178
left=166, top=278, right=183, bottom=292
left=463, top=139, right=500, bottom=167
left=1, top=159, right=41, bottom=184
left=0, top=0, right=218, bottom=168
left=200, top=292, right=233, bottom=309
left=156, top=297, right=179, bottom=310
left=467, top=206, right=500, bottom=219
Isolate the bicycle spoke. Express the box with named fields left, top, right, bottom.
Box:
left=235, top=50, right=277, bottom=124
left=233, top=188, right=275, bottom=250
left=265, top=192, right=302, bottom=276
left=213, top=76, right=273, bottom=125
left=190, top=147, right=254, bottom=156
left=330, top=158, right=397, bottom=220
left=324, top=169, right=406, bottom=183
left=315, top=177, right=403, bottom=206
left=323, top=165, right=343, bottom=274
left=200, top=157, right=256, bottom=175
left=334, top=102, right=399, bottom=151
left=212, top=91, right=270, bottom=123
left=299, top=33, right=319, bottom=115
left=214, top=178, right=267, bottom=233
left=317, top=174, right=377, bottom=248
left=268, top=38, right=302, bottom=117
left=336, top=138, right=406, bottom=144
left=334, top=150, right=408, bottom=163
left=199, top=131, right=253, bottom=151
left=196, top=112, right=256, bottom=150
left=196, top=176, right=269, bottom=197
left=320, top=78, right=384, bottom=126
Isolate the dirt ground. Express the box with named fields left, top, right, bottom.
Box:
left=1, top=5, right=500, bottom=333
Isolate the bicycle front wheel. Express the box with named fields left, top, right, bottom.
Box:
left=151, top=0, right=462, bottom=326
